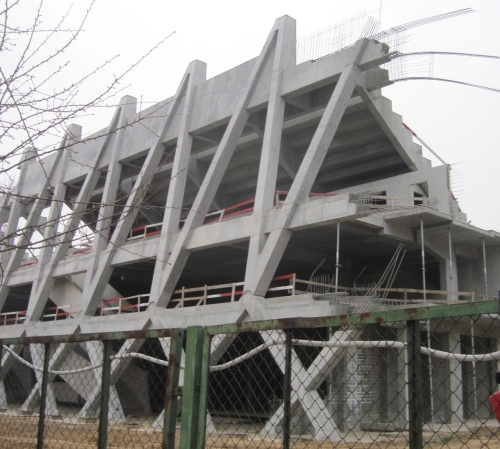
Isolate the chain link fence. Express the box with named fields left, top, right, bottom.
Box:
left=0, top=302, right=499, bottom=448
left=205, top=315, right=500, bottom=449
left=0, top=330, right=184, bottom=449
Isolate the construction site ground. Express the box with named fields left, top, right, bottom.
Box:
left=1, top=410, right=499, bottom=448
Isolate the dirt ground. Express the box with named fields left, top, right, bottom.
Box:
left=1, top=414, right=499, bottom=448
left=206, top=427, right=500, bottom=449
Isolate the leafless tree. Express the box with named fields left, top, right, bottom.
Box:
left=0, top=0, right=176, bottom=268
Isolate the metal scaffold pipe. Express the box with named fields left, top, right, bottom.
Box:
left=483, top=238, right=488, bottom=300
left=449, top=228, right=453, bottom=302
left=335, top=221, right=340, bottom=294
left=421, top=217, right=435, bottom=422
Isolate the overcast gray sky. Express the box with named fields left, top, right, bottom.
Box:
left=6, top=0, right=500, bottom=231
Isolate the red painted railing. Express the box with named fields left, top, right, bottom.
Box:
left=0, top=310, right=27, bottom=325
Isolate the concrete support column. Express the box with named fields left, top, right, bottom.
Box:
left=344, top=346, right=362, bottom=430
left=155, top=18, right=286, bottom=307
left=92, top=97, right=136, bottom=255
left=244, top=16, right=296, bottom=296
left=0, top=146, right=35, bottom=267
left=79, top=97, right=136, bottom=317
left=25, top=108, right=128, bottom=322
left=425, top=236, right=458, bottom=301
left=439, top=230, right=459, bottom=301
left=80, top=337, right=148, bottom=420
left=151, top=60, right=207, bottom=305
left=0, top=146, right=59, bottom=311
left=448, top=330, right=464, bottom=423
left=439, top=256, right=459, bottom=301
left=245, top=42, right=368, bottom=298
left=80, top=341, right=124, bottom=421
left=0, top=379, right=5, bottom=411
left=0, top=344, right=24, bottom=410
left=0, top=195, right=23, bottom=267
left=261, top=329, right=341, bottom=440
left=82, top=63, right=198, bottom=315
left=263, top=327, right=367, bottom=440
left=29, top=126, right=81, bottom=318
left=21, top=344, right=59, bottom=416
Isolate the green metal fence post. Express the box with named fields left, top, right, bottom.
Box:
left=283, top=329, right=292, bottom=449
left=163, top=329, right=185, bottom=448
left=196, top=331, right=211, bottom=447
left=179, top=326, right=211, bottom=449
left=36, top=342, right=50, bottom=449
left=0, top=343, right=4, bottom=413
left=0, top=343, right=3, bottom=404
left=408, top=320, right=423, bottom=449
left=97, top=339, right=112, bottom=449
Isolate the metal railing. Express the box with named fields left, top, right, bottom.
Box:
left=93, top=273, right=478, bottom=316
left=41, top=304, right=80, bottom=321
left=0, top=309, right=27, bottom=325
left=1, top=274, right=480, bottom=326
left=20, top=257, right=38, bottom=267
left=97, top=294, right=150, bottom=315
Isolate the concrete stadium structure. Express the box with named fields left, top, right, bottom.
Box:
left=0, top=15, right=499, bottom=438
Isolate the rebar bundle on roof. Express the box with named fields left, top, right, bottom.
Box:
left=297, top=8, right=474, bottom=64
